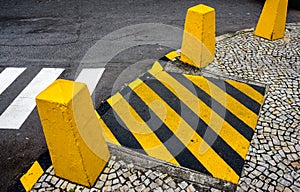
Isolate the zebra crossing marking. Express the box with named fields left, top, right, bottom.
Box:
left=0, top=67, right=26, bottom=95
left=75, top=68, right=105, bottom=94
left=0, top=67, right=105, bottom=130
left=0, top=68, right=65, bottom=129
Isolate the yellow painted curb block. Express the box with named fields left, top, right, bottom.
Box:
left=181, top=4, right=215, bottom=68
left=36, top=79, right=110, bottom=187
left=20, top=161, right=44, bottom=192
left=254, top=0, right=288, bottom=40
left=165, top=51, right=180, bottom=61
left=148, top=61, right=164, bottom=76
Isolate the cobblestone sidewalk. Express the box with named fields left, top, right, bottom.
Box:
left=33, top=156, right=201, bottom=192
left=30, top=23, right=299, bottom=192
left=31, top=144, right=232, bottom=192
left=205, top=23, right=300, bottom=192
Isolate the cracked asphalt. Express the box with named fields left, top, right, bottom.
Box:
left=0, top=0, right=299, bottom=191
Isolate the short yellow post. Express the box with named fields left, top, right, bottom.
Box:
left=36, top=79, right=110, bottom=187
left=254, top=0, right=288, bottom=40
left=180, top=4, right=215, bottom=68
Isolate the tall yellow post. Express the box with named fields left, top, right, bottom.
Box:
left=180, top=4, right=215, bottom=68
left=36, top=79, right=110, bottom=187
left=254, top=0, right=288, bottom=40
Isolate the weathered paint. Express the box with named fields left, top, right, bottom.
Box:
left=20, top=161, right=44, bottom=192
left=36, top=79, right=110, bottom=187
left=180, top=4, right=215, bottom=68
left=254, top=0, right=288, bottom=40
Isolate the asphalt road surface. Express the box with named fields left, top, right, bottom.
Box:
left=0, top=0, right=299, bottom=190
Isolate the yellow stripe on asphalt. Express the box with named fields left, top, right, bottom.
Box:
left=107, top=93, right=179, bottom=166
left=165, top=51, right=180, bottom=60
left=20, top=161, right=44, bottom=192
left=152, top=71, right=249, bottom=159
left=148, top=61, right=164, bottom=76
left=226, top=80, right=265, bottom=104
left=130, top=78, right=240, bottom=184
left=187, top=75, right=259, bottom=130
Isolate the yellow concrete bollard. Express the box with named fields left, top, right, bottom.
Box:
left=36, top=79, right=110, bottom=187
left=254, top=0, right=288, bottom=40
left=180, top=4, right=215, bottom=68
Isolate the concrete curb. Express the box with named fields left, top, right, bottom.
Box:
left=108, top=143, right=236, bottom=191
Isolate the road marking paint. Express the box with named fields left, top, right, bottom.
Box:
left=129, top=78, right=239, bottom=183
left=95, top=110, right=120, bottom=145
left=0, top=67, right=26, bottom=95
left=20, top=161, right=44, bottom=192
left=190, top=77, right=259, bottom=129
left=75, top=68, right=105, bottom=95
left=107, top=92, right=179, bottom=165
left=165, top=51, right=180, bottom=61
left=11, top=151, right=52, bottom=191
left=96, top=54, right=266, bottom=184
left=185, top=75, right=255, bottom=141
left=0, top=68, right=64, bottom=129
left=226, top=80, right=265, bottom=104
left=152, top=72, right=250, bottom=159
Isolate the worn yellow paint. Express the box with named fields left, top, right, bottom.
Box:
left=254, top=0, right=288, bottom=40
left=148, top=61, right=164, bottom=76
left=180, top=4, right=215, bottom=68
left=20, top=161, right=43, bottom=192
left=186, top=75, right=258, bottom=130
left=226, top=80, right=265, bottom=104
left=107, top=93, right=179, bottom=165
left=36, top=79, right=110, bottom=187
left=165, top=51, right=180, bottom=60
left=152, top=71, right=249, bottom=158
left=130, top=78, right=240, bottom=184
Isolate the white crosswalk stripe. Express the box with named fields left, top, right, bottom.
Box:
left=0, top=67, right=105, bottom=130
left=0, top=68, right=65, bottom=129
left=0, top=67, right=26, bottom=95
left=75, top=68, right=105, bottom=95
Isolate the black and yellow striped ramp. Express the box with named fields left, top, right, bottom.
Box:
left=96, top=54, right=266, bottom=184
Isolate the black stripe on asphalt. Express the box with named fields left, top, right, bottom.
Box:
left=119, top=86, right=133, bottom=98
left=0, top=67, right=40, bottom=114
left=37, top=150, right=51, bottom=171
left=169, top=73, right=246, bottom=174
left=144, top=72, right=244, bottom=176
left=206, top=77, right=261, bottom=115
left=159, top=56, right=171, bottom=62
left=245, top=82, right=266, bottom=96
left=179, top=75, right=254, bottom=141
left=120, top=87, right=211, bottom=175
left=97, top=101, right=112, bottom=116
left=120, top=86, right=151, bottom=122
left=157, top=59, right=168, bottom=68
left=96, top=101, right=146, bottom=153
